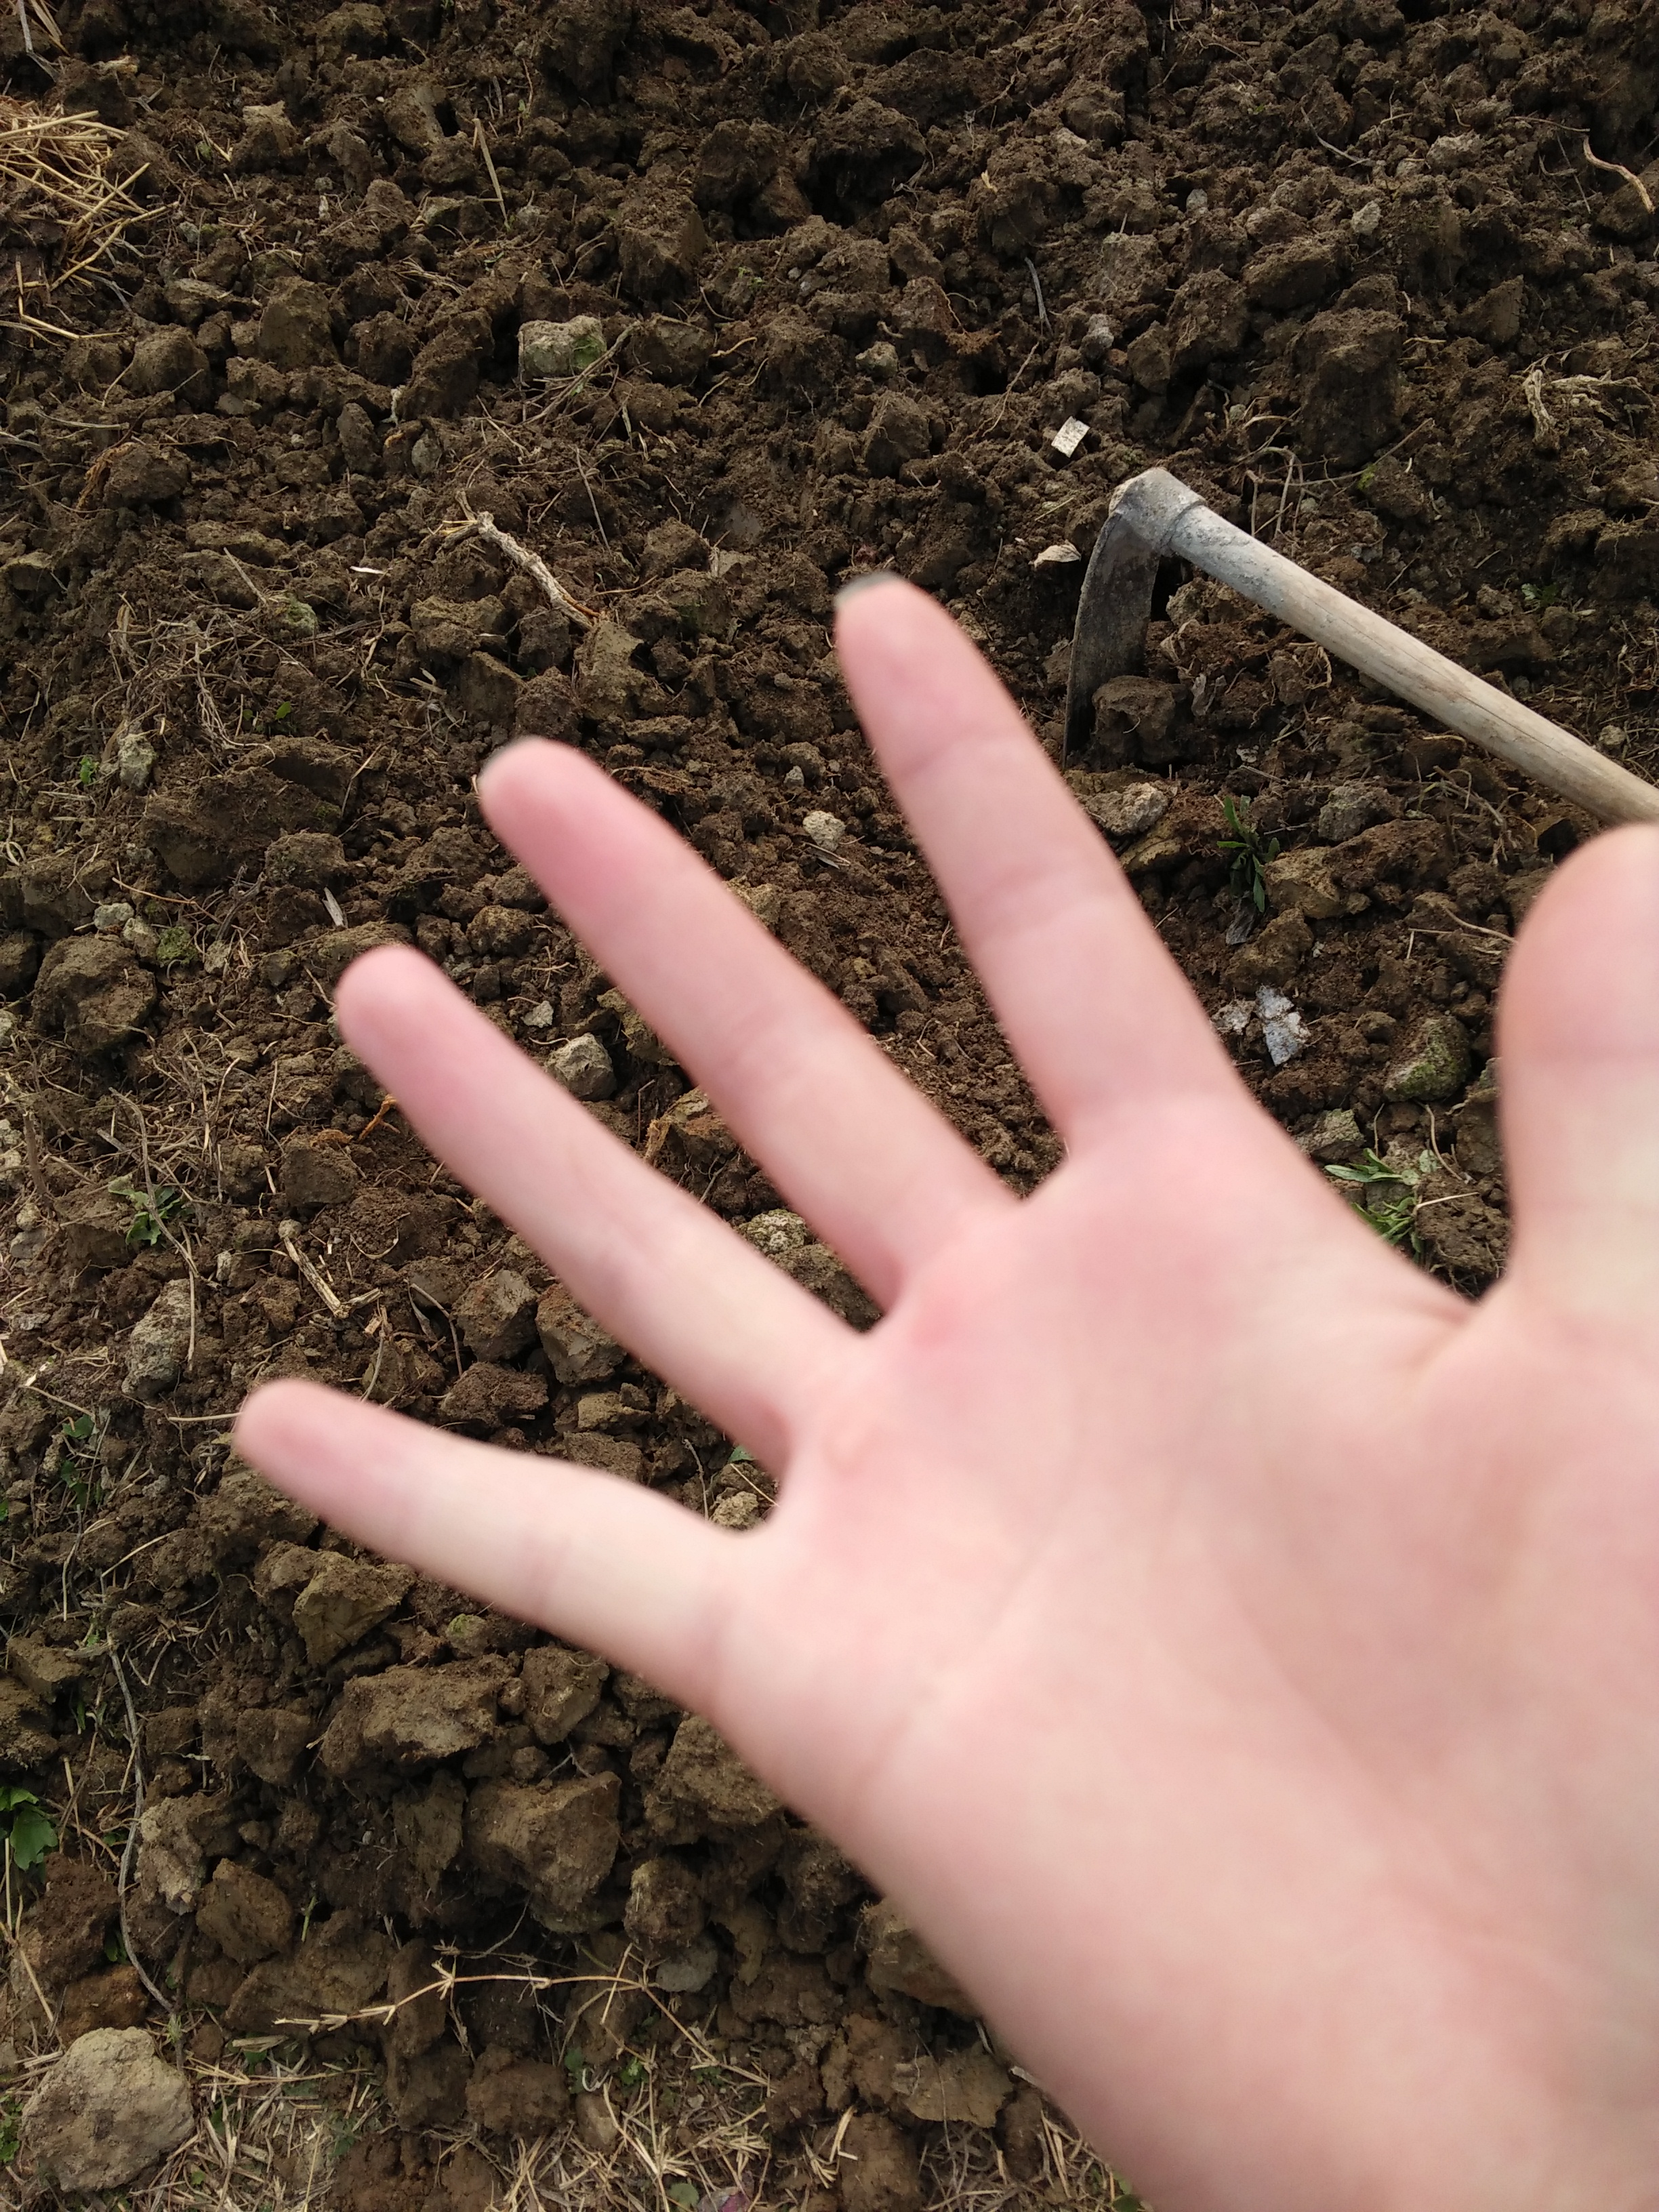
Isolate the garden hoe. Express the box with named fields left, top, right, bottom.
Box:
left=1066, top=466, right=1659, bottom=828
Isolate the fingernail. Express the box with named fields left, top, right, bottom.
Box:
left=834, top=570, right=899, bottom=609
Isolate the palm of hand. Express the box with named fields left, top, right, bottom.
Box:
left=239, top=583, right=1659, bottom=2212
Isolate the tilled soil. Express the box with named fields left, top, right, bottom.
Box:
left=1, top=0, right=1657, bottom=2203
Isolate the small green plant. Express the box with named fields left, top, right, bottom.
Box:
left=0, top=2097, right=22, bottom=2166
left=1520, top=581, right=1559, bottom=611
left=0, top=1786, right=58, bottom=1873
left=76, top=754, right=100, bottom=787
left=108, top=1175, right=188, bottom=1247
left=153, top=922, right=197, bottom=966
left=668, top=2185, right=699, bottom=2210
left=1218, top=796, right=1279, bottom=912
left=563, top=2043, right=591, bottom=2093
left=1324, top=1149, right=1434, bottom=1253
left=617, top=2055, right=647, bottom=2089
left=52, top=1413, right=100, bottom=1512
left=1357, top=463, right=1378, bottom=492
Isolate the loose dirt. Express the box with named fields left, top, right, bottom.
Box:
left=1, top=0, right=1656, bottom=2204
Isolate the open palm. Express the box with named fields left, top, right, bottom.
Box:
left=239, top=583, right=1659, bottom=2212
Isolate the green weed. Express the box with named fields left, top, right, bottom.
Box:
left=1218, top=796, right=1279, bottom=912
left=1325, top=1149, right=1434, bottom=1253
left=77, top=754, right=100, bottom=787
left=0, top=1786, right=58, bottom=1873
left=108, top=1175, right=188, bottom=1246
left=153, top=922, right=197, bottom=966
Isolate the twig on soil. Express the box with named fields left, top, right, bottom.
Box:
left=278, top=1219, right=347, bottom=1319
left=472, top=116, right=508, bottom=220
left=106, top=1639, right=176, bottom=2019
left=1023, top=256, right=1048, bottom=328
left=1573, top=131, right=1654, bottom=215
left=444, top=505, right=596, bottom=629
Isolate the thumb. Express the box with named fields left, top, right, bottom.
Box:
left=1498, top=823, right=1659, bottom=1324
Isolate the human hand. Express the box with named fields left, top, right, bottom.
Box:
left=237, top=581, right=1659, bottom=2212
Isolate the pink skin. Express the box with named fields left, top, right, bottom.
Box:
left=238, top=580, right=1659, bottom=2212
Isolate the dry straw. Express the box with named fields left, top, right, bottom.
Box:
left=1, top=90, right=151, bottom=333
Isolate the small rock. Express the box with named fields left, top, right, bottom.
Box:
left=281, top=1136, right=359, bottom=1210
left=33, top=936, right=157, bottom=1055
left=624, top=1854, right=704, bottom=1957
left=21, top=2029, right=193, bottom=2191
left=1302, top=1107, right=1365, bottom=1164
left=1256, top=985, right=1308, bottom=1068
left=1318, top=783, right=1397, bottom=840
left=802, top=810, right=846, bottom=853
left=861, top=1898, right=975, bottom=2015
left=123, top=1279, right=194, bottom=1401
left=627, top=317, right=714, bottom=384
left=1265, top=846, right=1351, bottom=921
left=1227, top=909, right=1311, bottom=991
left=655, top=1933, right=720, bottom=1992
left=1090, top=676, right=1179, bottom=766
left=292, top=1553, right=415, bottom=1666
left=317, top=1, right=386, bottom=55
left=236, top=1705, right=314, bottom=1787
left=56, top=1965, right=148, bottom=2042
left=230, top=101, right=302, bottom=171
left=839, top=2112, right=922, bottom=2212
left=136, top=1796, right=205, bottom=1912
left=518, top=314, right=607, bottom=380
left=1124, top=323, right=1170, bottom=394
left=258, top=279, right=337, bottom=370
left=535, top=1285, right=624, bottom=1383
left=891, top=2046, right=1011, bottom=2127
left=194, top=1859, right=293, bottom=1965
left=647, top=1714, right=781, bottom=1834
left=436, top=1359, right=546, bottom=1428
left=455, top=1269, right=539, bottom=1360
left=1296, top=308, right=1402, bottom=466
left=521, top=1645, right=608, bottom=1744
left=862, top=393, right=930, bottom=476
left=1383, top=1012, right=1471, bottom=1103
left=550, top=1031, right=616, bottom=1099
left=382, top=79, right=446, bottom=155
left=1073, top=778, right=1170, bottom=842
left=124, top=327, right=209, bottom=400
left=117, top=729, right=157, bottom=790
left=466, top=1774, right=622, bottom=1927
left=104, top=439, right=190, bottom=507
left=320, top=1660, right=510, bottom=1780
left=1166, top=268, right=1247, bottom=374
left=266, top=830, right=347, bottom=887
left=466, top=2047, right=571, bottom=2135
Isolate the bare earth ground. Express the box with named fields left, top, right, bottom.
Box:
left=0, top=0, right=1656, bottom=2204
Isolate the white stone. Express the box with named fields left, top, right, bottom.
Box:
left=550, top=1031, right=616, bottom=1101
left=518, top=315, right=607, bottom=381
left=22, top=2029, right=194, bottom=2191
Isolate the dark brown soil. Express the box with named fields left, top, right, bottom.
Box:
left=1, top=0, right=1656, bottom=2201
